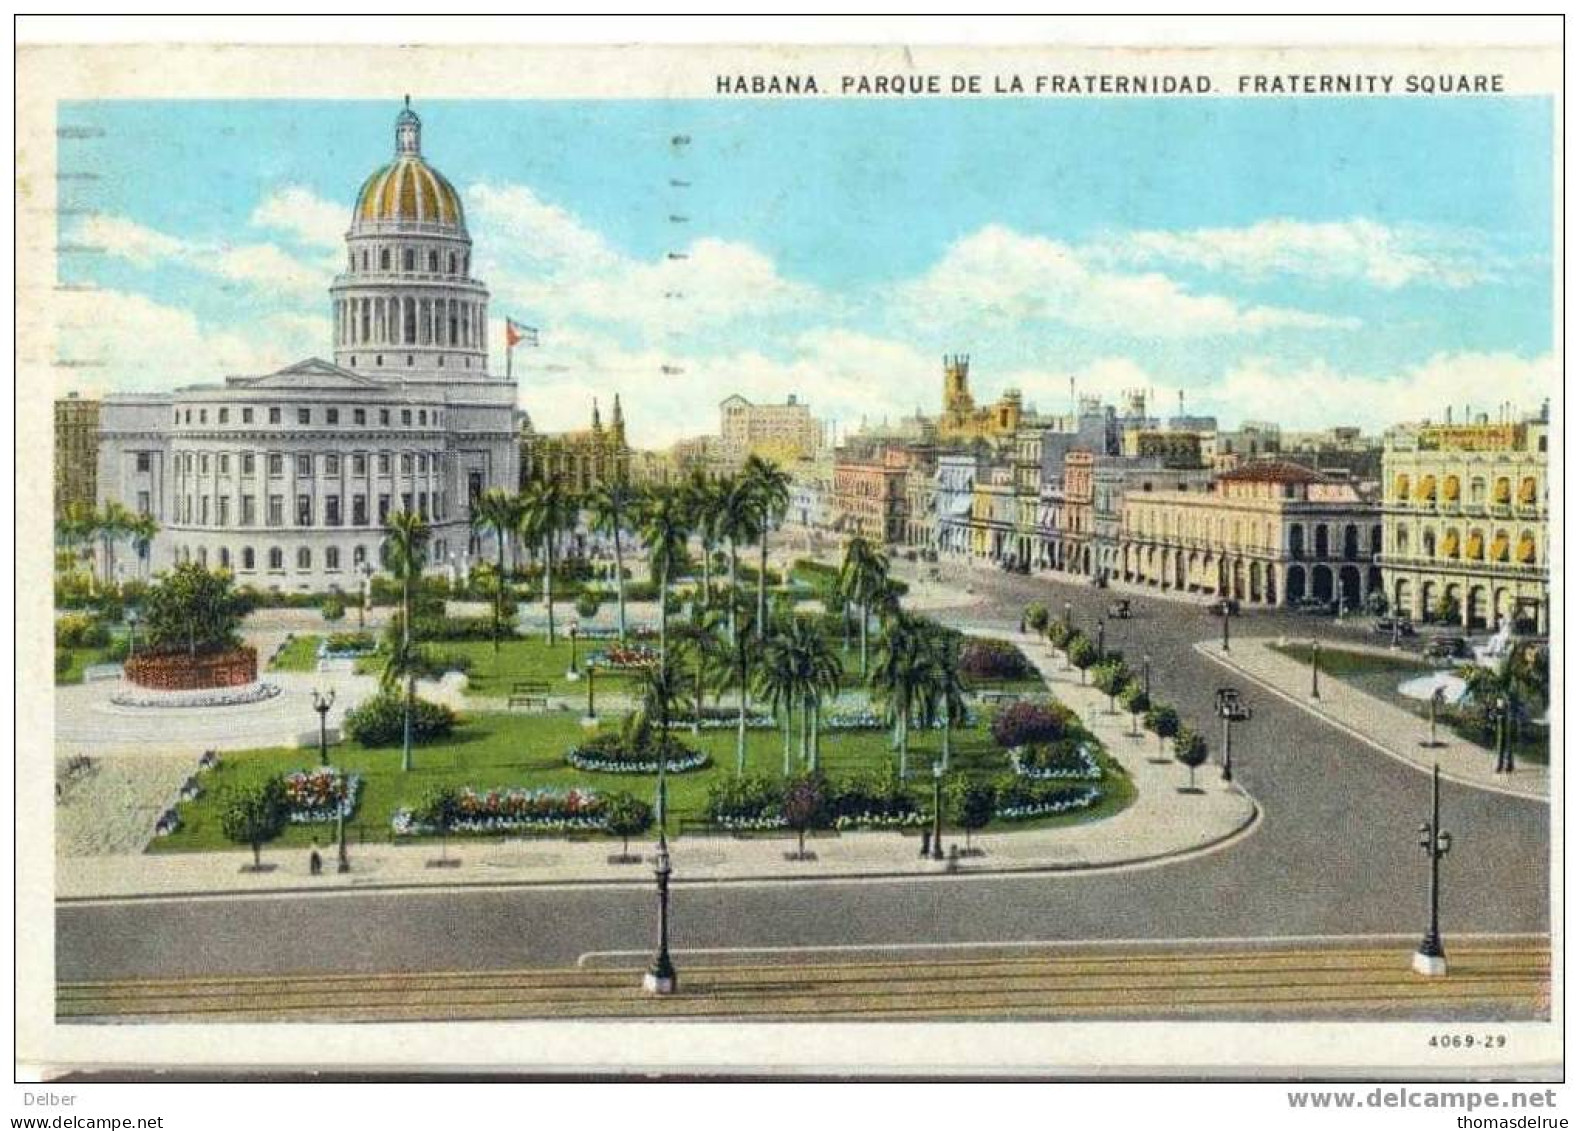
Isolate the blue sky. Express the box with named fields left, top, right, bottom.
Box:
left=57, top=96, right=1554, bottom=443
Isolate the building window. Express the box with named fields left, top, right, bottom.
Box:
left=326, top=454, right=340, bottom=476
left=416, top=453, right=426, bottom=473
left=401, top=453, right=413, bottom=474
left=297, top=454, right=313, bottom=476
left=419, top=409, right=428, bottom=426
left=242, top=407, right=254, bottom=424
left=401, top=492, right=412, bottom=513
left=353, top=545, right=367, bottom=567
left=380, top=248, right=390, bottom=270
left=268, top=495, right=283, bottom=525
left=218, top=408, right=229, bottom=424
left=402, top=409, right=412, bottom=426
left=354, top=408, right=366, bottom=426
left=326, top=495, right=341, bottom=526
left=241, top=495, right=256, bottom=526
left=327, top=408, right=340, bottom=425
left=242, top=547, right=255, bottom=571
left=298, top=407, right=311, bottom=426
left=297, top=547, right=312, bottom=570
left=242, top=453, right=255, bottom=476
left=297, top=494, right=312, bottom=526
left=199, top=409, right=207, bottom=424
left=378, top=494, right=391, bottom=522
left=199, top=454, right=210, bottom=475
left=380, top=409, right=391, bottom=426
left=219, top=547, right=231, bottom=570
left=449, top=252, right=458, bottom=274
left=403, top=248, right=415, bottom=272
left=217, top=497, right=230, bottom=526
left=353, top=494, right=368, bottom=525
left=378, top=453, right=391, bottom=474
left=218, top=454, right=230, bottom=475
left=326, top=546, right=341, bottom=571
left=199, top=496, right=210, bottom=524
left=269, top=407, right=281, bottom=424
left=353, top=454, right=367, bottom=476
left=418, top=491, right=428, bottom=519
left=135, top=452, right=151, bottom=473
left=268, top=547, right=283, bottom=571
left=136, top=490, right=151, bottom=515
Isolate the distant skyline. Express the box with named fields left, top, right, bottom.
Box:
left=57, top=96, right=1554, bottom=445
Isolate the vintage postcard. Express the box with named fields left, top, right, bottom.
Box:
left=15, top=28, right=1562, bottom=1085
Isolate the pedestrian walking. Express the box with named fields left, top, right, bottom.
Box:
left=309, top=843, right=323, bottom=876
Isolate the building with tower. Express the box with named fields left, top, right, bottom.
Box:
left=521, top=396, right=632, bottom=491
left=936, top=355, right=1025, bottom=445
left=92, top=100, right=521, bottom=590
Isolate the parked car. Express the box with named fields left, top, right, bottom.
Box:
left=1373, top=616, right=1417, bottom=637
left=1207, top=598, right=1240, bottom=616
left=1089, top=573, right=1109, bottom=589
left=1425, top=635, right=1469, bottom=662
left=1294, top=597, right=1334, bottom=616
left=1107, top=599, right=1133, bottom=619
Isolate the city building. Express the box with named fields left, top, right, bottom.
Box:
left=1058, top=450, right=1097, bottom=577
left=785, top=452, right=836, bottom=533
left=1379, top=409, right=1549, bottom=632
left=1120, top=460, right=1381, bottom=609
left=970, top=465, right=1017, bottom=561
left=719, top=393, right=824, bottom=464
left=934, top=451, right=985, bottom=556
left=832, top=447, right=910, bottom=544
left=936, top=355, right=1025, bottom=445
left=522, top=397, right=630, bottom=491
left=1092, top=455, right=1214, bottom=584
left=94, top=101, right=520, bottom=590
left=55, top=393, right=100, bottom=517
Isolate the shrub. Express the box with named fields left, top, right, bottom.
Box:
left=1045, top=620, right=1072, bottom=649
left=992, top=776, right=1103, bottom=821
left=321, top=594, right=347, bottom=622
left=219, top=777, right=287, bottom=867
left=1090, top=660, right=1132, bottom=707
left=325, top=631, right=377, bottom=653
left=602, top=792, right=653, bottom=856
left=55, top=650, right=72, bottom=677
left=706, top=774, right=786, bottom=826
left=946, top=778, right=997, bottom=847
left=827, top=764, right=919, bottom=823
left=782, top=774, right=829, bottom=857
left=1066, top=635, right=1099, bottom=682
left=55, top=613, right=110, bottom=650
left=1015, top=738, right=1100, bottom=777
left=1174, top=725, right=1210, bottom=788
left=575, top=591, right=602, bottom=620
left=1024, top=602, right=1050, bottom=632
left=959, top=638, right=1032, bottom=682
left=343, top=693, right=458, bottom=747
left=990, top=699, right=1072, bottom=749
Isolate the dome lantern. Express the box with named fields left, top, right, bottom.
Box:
left=395, top=94, right=421, bottom=156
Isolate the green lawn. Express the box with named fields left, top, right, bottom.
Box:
left=1272, top=643, right=1426, bottom=678
left=148, top=700, right=1128, bottom=853
left=55, top=646, right=111, bottom=685
left=355, top=634, right=649, bottom=696
left=268, top=635, right=323, bottom=672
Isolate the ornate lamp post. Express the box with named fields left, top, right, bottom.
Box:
left=125, top=607, right=139, bottom=658
left=643, top=829, right=677, bottom=994
left=1420, top=687, right=1444, bottom=748
left=930, top=761, right=945, bottom=861
left=1063, top=600, right=1072, bottom=629
left=1215, top=687, right=1251, bottom=782
left=582, top=659, right=597, bottom=727
left=566, top=625, right=581, bottom=681
left=1412, top=763, right=1453, bottom=976
left=1221, top=604, right=1231, bottom=653
left=311, top=689, right=336, bottom=768
left=1310, top=638, right=1321, bottom=700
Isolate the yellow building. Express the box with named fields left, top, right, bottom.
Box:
left=1380, top=414, right=1548, bottom=631
left=55, top=393, right=100, bottom=517
left=521, top=396, right=630, bottom=491
left=936, top=355, right=1024, bottom=444
left=1121, top=461, right=1381, bottom=609
left=719, top=393, right=823, bottom=464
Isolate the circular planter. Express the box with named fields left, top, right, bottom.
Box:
left=124, top=647, right=258, bottom=691
left=566, top=748, right=710, bottom=775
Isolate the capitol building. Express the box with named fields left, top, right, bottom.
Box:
left=95, top=101, right=520, bottom=591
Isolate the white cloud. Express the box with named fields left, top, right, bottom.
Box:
left=52, top=288, right=326, bottom=396
left=74, top=214, right=328, bottom=301
left=899, top=225, right=1353, bottom=338
left=1102, top=218, right=1490, bottom=289
left=249, top=186, right=347, bottom=250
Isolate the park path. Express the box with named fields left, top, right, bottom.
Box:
left=1197, top=637, right=1548, bottom=802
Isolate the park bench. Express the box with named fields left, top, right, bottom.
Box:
left=507, top=680, right=552, bottom=711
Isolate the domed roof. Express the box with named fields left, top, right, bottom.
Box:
left=351, top=99, right=465, bottom=229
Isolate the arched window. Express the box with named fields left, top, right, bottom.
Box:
left=1493, top=477, right=1511, bottom=505
left=1394, top=473, right=1410, bottom=501
left=242, top=546, right=255, bottom=570
left=1519, top=477, right=1538, bottom=506
left=1396, top=524, right=1409, bottom=552
left=268, top=547, right=283, bottom=570
left=428, top=250, right=439, bottom=272
left=297, top=547, right=312, bottom=570
left=449, top=252, right=458, bottom=274
left=1490, top=529, right=1510, bottom=562
left=219, top=547, right=231, bottom=569
left=1465, top=529, right=1484, bottom=560
left=1470, top=477, right=1486, bottom=504
left=1424, top=529, right=1437, bottom=557
left=353, top=545, right=366, bottom=567
left=1443, top=475, right=1461, bottom=504
left=326, top=546, right=341, bottom=571
left=361, top=250, right=369, bottom=271
left=1518, top=530, right=1538, bottom=564
left=403, top=248, right=415, bottom=272
left=380, top=248, right=390, bottom=271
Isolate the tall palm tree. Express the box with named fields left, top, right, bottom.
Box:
left=587, top=477, right=639, bottom=643
left=635, top=485, right=691, bottom=663
left=712, top=473, right=760, bottom=646
left=682, top=468, right=721, bottom=608
left=919, top=625, right=968, bottom=770
left=756, top=627, right=802, bottom=776
left=673, top=606, right=729, bottom=735
left=95, top=500, right=136, bottom=589
left=638, top=659, right=687, bottom=834
left=721, top=604, right=760, bottom=775
left=520, top=479, right=578, bottom=646
left=125, top=511, right=160, bottom=582
left=470, top=488, right=520, bottom=652
left=742, top=454, right=791, bottom=641
left=381, top=509, right=431, bottom=772
left=792, top=618, right=843, bottom=772
left=869, top=612, right=934, bottom=779
left=839, top=536, right=890, bottom=678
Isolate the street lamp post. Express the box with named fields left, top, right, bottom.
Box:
left=1097, top=617, right=1106, bottom=661
left=1063, top=601, right=1072, bottom=629
left=582, top=659, right=597, bottom=726
left=311, top=689, right=335, bottom=768
left=1215, top=687, right=1250, bottom=783
left=930, top=761, right=945, bottom=861
left=1494, top=696, right=1514, bottom=774
left=125, top=607, right=139, bottom=658
left=1412, top=763, right=1453, bottom=976
left=1221, top=605, right=1230, bottom=653
left=566, top=626, right=581, bottom=681
left=642, top=833, right=677, bottom=995
left=1310, top=639, right=1321, bottom=700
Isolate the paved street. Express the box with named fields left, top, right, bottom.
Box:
left=56, top=560, right=1549, bottom=987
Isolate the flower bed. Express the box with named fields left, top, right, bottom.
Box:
left=124, top=647, right=258, bottom=691
left=994, top=784, right=1102, bottom=822
left=833, top=810, right=928, bottom=830
left=1008, top=742, right=1102, bottom=781
left=110, top=682, right=281, bottom=709
left=392, top=786, right=607, bottom=836
left=587, top=644, right=660, bottom=671
left=282, top=767, right=363, bottom=823
left=566, top=747, right=710, bottom=775
left=821, top=708, right=977, bottom=731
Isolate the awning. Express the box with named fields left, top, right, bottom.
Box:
left=1466, top=530, right=1484, bottom=559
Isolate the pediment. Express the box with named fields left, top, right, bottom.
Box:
left=229, top=358, right=382, bottom=390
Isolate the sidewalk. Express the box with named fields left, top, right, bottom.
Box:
left=1197, top=637, right=1548, bottom=802
left=54, top=628, right=1257, bottom=901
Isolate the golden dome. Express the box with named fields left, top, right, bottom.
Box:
left=352, top=100, right=465, bottom=229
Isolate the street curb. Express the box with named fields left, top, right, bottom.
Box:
left=1195, top=642, right=1548, bottom=804
left=57, top=797, right=1262, bottom=906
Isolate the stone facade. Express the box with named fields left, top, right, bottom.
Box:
left=55, top=393, right=100, bottom=517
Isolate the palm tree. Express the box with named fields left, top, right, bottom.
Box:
left=673, top=607, right=729, bottom=735
left=95, top=500, right=136, bottom=589
left=721, top=605, right=761, bottom=775
left=587, top=477, right=639, bottom=643
left=1459, top=645, right=1549, bottom=759
left=920, top=626, right=968, bottom=770
left=636, top=485, right=691, bottom=663
left=125, top=511, right=160, bottom=582
left=792, top=618, right=843, bottom=772
left=520, top=479, right=578, bottom=646
left=470, top=488, right=520, bottom=652
left=869, top=612, right=934, bottom=779
left=712, top=473, right=759, bottom=646
left=637, top=660, right=687, bottom=834
left=742, top=454, right=791, bottom=640
left=381, top=509, right=431, bottom=772
left=839, top=536, right=890, bottom=679
left=756, top=627, right=803, bottom=776
left=682, top=469, right=721, bottom=608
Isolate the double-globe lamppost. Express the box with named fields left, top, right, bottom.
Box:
left=931, top=761, right=946, bottom=862
left=310, top=688, right=349, bottom=874
left=643, top=688, right=677, bottom=996
left=1413, top=764, right=1453, bottom=976
left=1215, top=686, right=1251, bottom=782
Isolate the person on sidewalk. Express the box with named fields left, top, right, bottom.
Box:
left=309, top=843, right=323, bottom=876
